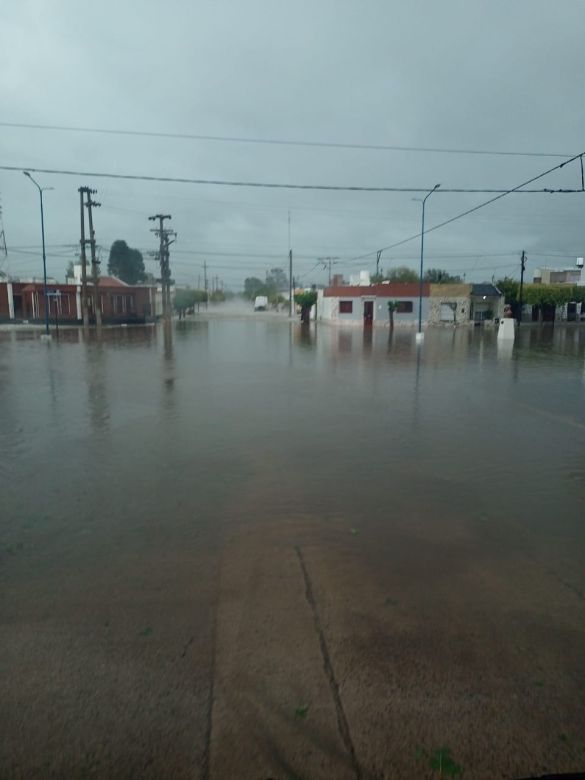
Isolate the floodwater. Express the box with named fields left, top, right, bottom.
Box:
left=1, top=318, right=585, bottom=779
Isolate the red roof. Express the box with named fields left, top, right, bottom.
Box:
left=97, top=276, right=128, bottom=287
left=324, top=282, right=429, bottom=297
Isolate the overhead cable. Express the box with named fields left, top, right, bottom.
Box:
left=0, top=163, right=582, bottom=194
left=0, top=121, right=571, bottom=158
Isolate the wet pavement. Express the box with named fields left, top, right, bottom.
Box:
left=1, top=320, right=585, bottom=779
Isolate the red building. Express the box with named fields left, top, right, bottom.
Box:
left=0, top=277, right=158, bottom=324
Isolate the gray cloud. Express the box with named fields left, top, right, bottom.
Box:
left=1, top=0, right=584, bottom=288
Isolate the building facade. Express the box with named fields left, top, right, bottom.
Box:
left=317, top=281, right=503, bottom=327
left=0, top=277, right=158, bottom=325
left=318, top=282, right=430, bottom=327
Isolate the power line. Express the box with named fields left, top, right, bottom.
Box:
left=0, top=121, right=571, bottom=159
left=346, top=152, right=585, bottom=265
left=0, top=164, right=581, bottom=194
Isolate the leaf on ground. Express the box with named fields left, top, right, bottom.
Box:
left=294, top=704, right=309, bottom=720
left=429, top=747, right=462, bottom=776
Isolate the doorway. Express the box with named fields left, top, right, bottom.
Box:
left=363, top=300, right=374, bottom=325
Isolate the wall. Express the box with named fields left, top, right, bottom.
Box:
left=0, top=282, right=10, bottom=320
left=428, top=296, right=470, bottom=325
left=0, top=281, right=157, bottom=324
left=319, top=292, right=429, bottom=326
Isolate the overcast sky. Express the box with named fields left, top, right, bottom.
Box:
left=1, top=0, right=584, bottom=289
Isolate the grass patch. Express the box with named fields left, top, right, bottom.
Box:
left=1, top=542, right=24, bottom=556
left=416, top=746, right=462, bottom=776
left=294, top=704, right=309, bottom=720
left=429, top=747, right=462, bottom=776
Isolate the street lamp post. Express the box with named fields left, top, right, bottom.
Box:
left=415, top=183, right=440, bottom=342
left=23, top=172, right=53, bottom=337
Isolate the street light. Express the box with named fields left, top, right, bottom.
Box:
left=23, top=171, right=54, bottom=337
left=414, top=183, right=440, bottom=341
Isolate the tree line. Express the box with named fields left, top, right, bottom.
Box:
left=496, top=276, right=585, bottom=313
left=371, top=267, right=463, bottom=284
left=243, top=268, right=289, bottom=305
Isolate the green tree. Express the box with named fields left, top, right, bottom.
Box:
left=294, top=291, right=317, bottom=323
left=173, top=288, right=197, bottom=319
left=244, top=276, right=266, bottom=300
left=495, top=277, right=519, bottom=305
left=266, top=267, right=288, bottom=291
left=524, top=284, right=573, bottom=308
left=424, top=268, right=462, bottom=283
left=108, top=240, right=146, bottom=284
left=210, top=289, right=226, bottom=303
left=173, top=289, right=208, bottom=317
left=65, top=260, right=75, bottom=280
left=386, top=266, right=419, bottom=283
left=387, top=300, right=397, bottom=329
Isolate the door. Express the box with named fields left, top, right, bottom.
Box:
left=363, top=300, right=374, bottom=325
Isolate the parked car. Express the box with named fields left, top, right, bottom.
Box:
left=254, top=295, right=268, bottom=311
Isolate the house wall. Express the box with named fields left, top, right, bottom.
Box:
left=0, top=281, right=157, bottom=324
left=428, top=296, right=470, bottom=325
left=428, top=283, right=470, bottom=326
left=469, top=295, right=504, bottom=322
left=319, top=293, right=429, bottom=326
left=0, top=282, right=10, bottom=321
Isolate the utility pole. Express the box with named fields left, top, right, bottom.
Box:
left=85, top=190, right=102, bottom=328
left=288, top=210, right=294, bottom=318
left=318, top=256, right=340, bottom=286
left=289, top=249, right=294, bottom=317
left=148, top=214, right=174, bottom=321
left=203, top=260, right=208, bottom=309
left=518, top=250, right=526, bottom=325
left=78, top=187, right=90, bottom=328
left=415, top=183, right=441, bottom=341
left=376, top=249, right=383, bottom=278
left=23, top=173, right=52, bottom=337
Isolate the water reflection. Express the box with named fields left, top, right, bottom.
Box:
left=295, top=322, right=316, bottom=348
left=85, top=341, right=110, bottom=434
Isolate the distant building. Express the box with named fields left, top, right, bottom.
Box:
left=0, top=276, right=158, bottom=325
left=318, top=282, right=429, bottom=326
left=533, top=261, right=585, bottom=286
left=317, top=280, right=503, bottom=327
left=429, top=283, right=503, bottom=325
left=529, top=260, right=585, bottom=321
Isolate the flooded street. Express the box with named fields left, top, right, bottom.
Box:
left=2, top=319, right=585, bottom=779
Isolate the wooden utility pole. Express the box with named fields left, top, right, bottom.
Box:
left=518, top=250, right=526, bottom=325
left=85, top=191, right=102, bottom=328
left=148, top=214, right=175, bottom=321
left=79, top=188, right=89, bottom=328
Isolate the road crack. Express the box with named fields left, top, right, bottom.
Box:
left=295, top=545, right=362, bottom=780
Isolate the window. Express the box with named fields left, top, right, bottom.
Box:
left=396, top=301, right=413, bottom=313
left=339, top=300, right=353, bottom=313
left=440, top=303, right=456, bottom=321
